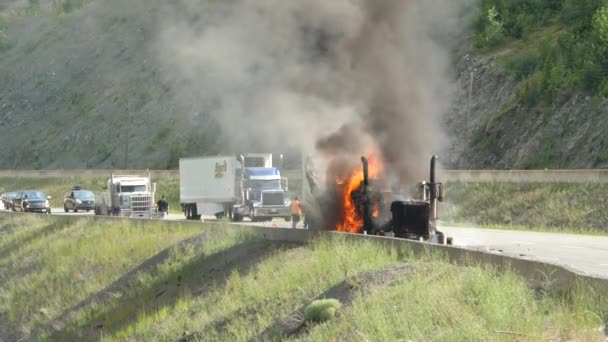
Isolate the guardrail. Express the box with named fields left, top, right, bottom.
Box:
left=1, top=169, right=608, bottom=183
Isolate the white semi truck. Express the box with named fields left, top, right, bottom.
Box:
left=179, top=154, right=291, bottom=222
left=95, top=174, right=157, bottom=218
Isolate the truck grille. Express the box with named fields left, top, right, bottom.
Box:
left=131, top=195, right=151, bottom=212
left=262, top=192, right=284, bottom=206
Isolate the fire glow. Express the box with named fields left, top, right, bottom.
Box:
left=336, top=153, right=384, bottom=233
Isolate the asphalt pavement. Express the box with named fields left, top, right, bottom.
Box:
left=441, top=226, right=608, bottom=278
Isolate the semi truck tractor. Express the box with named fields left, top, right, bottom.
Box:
left=179, top=154, right=291, bottom=222
left=95, top=174, right=157, bottom=218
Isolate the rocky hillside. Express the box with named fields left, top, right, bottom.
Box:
left=446, top=0, right=608, bottom=169
left=446, top=44, right=608, bottom=170
left=0, top=0, right=607, bottom=170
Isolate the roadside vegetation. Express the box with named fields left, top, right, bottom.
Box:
left=445, top=182, right=608, bottom=235
left=0, top=213, right=252, bottom=340
left=475, top=0, right=608, bottom=102
left=1, top=213, right=606, bottom=341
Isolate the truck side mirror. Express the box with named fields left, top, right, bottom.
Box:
left=281, top=178, right=289, bottom=192
left=152, top=182, right=157, bottom=193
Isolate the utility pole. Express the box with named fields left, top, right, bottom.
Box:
left=124, top=97, right=130, bottom=170
left=463, top=70, right=474, bottom=169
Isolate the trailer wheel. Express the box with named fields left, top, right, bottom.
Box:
left=191, top=205, right=199, bottom=220
left=185, top=205, right=192, bottom=220
left=232, top=214, right=243, bottom=222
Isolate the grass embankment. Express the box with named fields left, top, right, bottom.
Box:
left=0, top=176, right=180, bottom=213
left=445, top=182, right=608, bottom=235
left=0, top=213, right=254, bottom=339
left=1, top=213, right=606, bottom=341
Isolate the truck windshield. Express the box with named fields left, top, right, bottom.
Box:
left=120, top=185, right=147, bottom=193
left=244, top=158, right=266, bottom=167
left=249, top=180, right=281, bottom=190
left=75, top=191, right=95, bottom=199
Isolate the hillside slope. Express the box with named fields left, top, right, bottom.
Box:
left=0, top=0, right=607, bottom=170
left=0, top=0, right=221, bottom=169
left=446, top=0, right=608, bottom=169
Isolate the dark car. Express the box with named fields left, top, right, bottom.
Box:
left=1, top=192, right=18, bottom=210
left=13, top=190, right=51, bottom=214
left=63, top=189, right=95, bottom=212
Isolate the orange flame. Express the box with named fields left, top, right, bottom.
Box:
left=336, top=154, right=383, bottom=233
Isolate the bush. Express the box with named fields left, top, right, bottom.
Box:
left=304, top=299, right=342, bottom=323
left=505, top=51, right=540, bottom=80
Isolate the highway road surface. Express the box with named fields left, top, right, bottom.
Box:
left=19, top=207, right=608, bottom=279
left=440, top=226, right=608, bottom=278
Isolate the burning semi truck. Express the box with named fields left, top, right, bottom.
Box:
left=306, top=155, right=451, bottom=245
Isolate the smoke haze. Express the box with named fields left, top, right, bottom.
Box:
left=157, top=0, right=469, bottom=185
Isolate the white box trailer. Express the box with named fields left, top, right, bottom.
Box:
left=179, top=156, right=240, bottom=220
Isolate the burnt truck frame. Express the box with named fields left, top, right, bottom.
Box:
left=360, top=155, right=451, bottom=245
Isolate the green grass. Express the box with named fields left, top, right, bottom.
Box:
left=300, top=265, right=607, bottom=342
left=444, top=182, right=608, bottom=235
left=1, top=214, right=606, bottom=341
left=0, top=213, right=247, bottom=337
left=105, top=237, right=607, bottom=342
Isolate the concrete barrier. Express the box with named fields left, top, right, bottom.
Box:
left=1, top=169, right=608, bottom=183
left=2, top=211, right=606, bottom=293
left=440, top=169, right=608, bottom=183
left=0, top=169, right=179, bottom=179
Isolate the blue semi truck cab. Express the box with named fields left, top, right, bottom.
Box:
left=233, top=167, right=291, bottom=222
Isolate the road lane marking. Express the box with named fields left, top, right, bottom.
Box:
left=562, top=245, right=584, bottom=249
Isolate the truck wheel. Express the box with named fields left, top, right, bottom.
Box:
left=185, top=205, right=191, bottom=220
left=232, top=214, right=243, bottom=222
left=64, top=205, right=68, bottom=213
left=73, top=208, right=78, bottom=213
